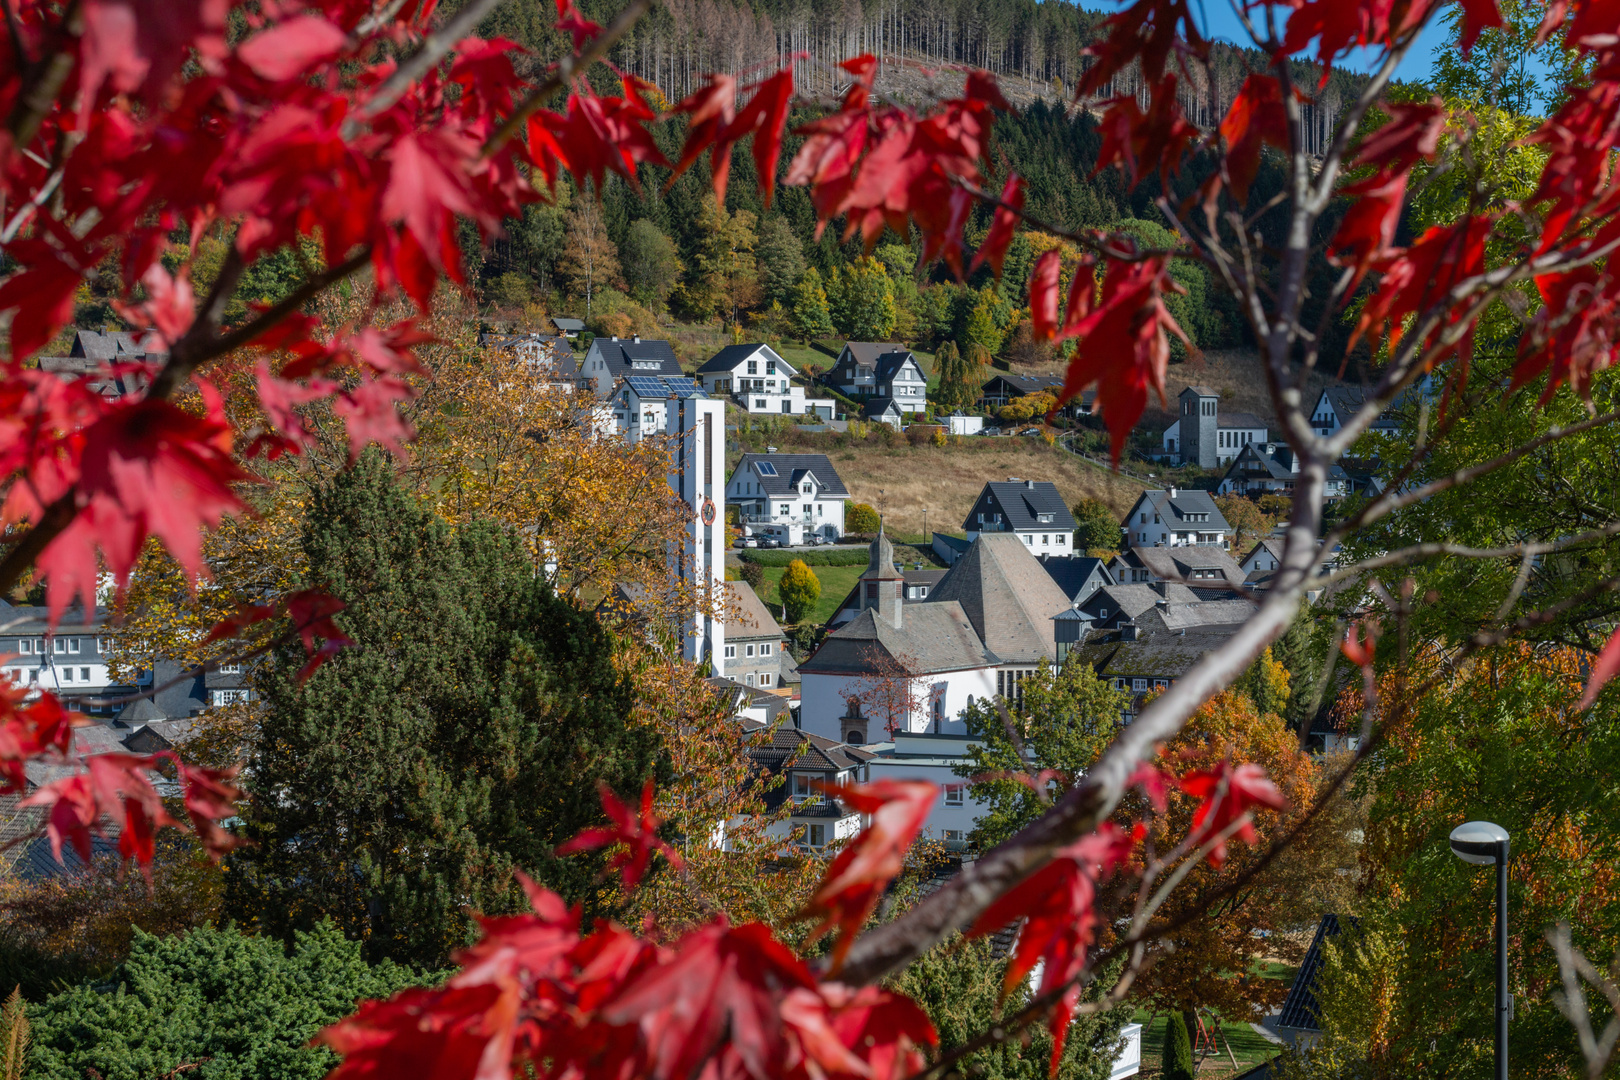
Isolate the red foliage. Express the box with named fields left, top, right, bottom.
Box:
left=1219, top=76, right=1291, bottom=204
left=555, top=779, right=685, bottom=890
left=1179, top=761, right=1287, bottom=865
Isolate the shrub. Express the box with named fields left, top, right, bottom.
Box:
left=847, top=503, right=880, bottom=534
left=739, top=561, right=765, bottom=592
left=777, top=560, right=822, bottom=624
left=27, top=923, right=427, bottom=1080
left=739, top=548, right=869, bottom=568
left=1162, top=1012, right=1196, bottom=1080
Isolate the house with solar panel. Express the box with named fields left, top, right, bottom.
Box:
left=724, top=452, right=852, bottom=545
left=694, top=343, right=836, bottom=418
left=610, top=373, right=708, bottom=443
left=583, top=335, right=683, bottom=398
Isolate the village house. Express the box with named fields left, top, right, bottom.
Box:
left=1107, top=544, right=1247, bottom=593
left=962, top=479, right=1079, bottom=558
left=828, top=343, right=927, bottom=412
left=1216, top=442, right=1353, bottom=499
left=479, top=329, right=587, bottom=392
left=797, top=531, right=998, bottom=745
left=1308, top=385, right=1405, bottom=437
left=723, top=582, right=789, bottom=690
left=694, top=343, right=835, bottom=418
left=1120, top=487, right=1233, bottom=549
left=1040, top=555, right=1117, bottom=604
left=550, top=316, right=585, bottom=339
left=725, top=452, right=851, bottom=546
left=1061, top=604, right=1249, bottom=719
left=745, top=724, right=874, bottom=853
left=607, top=374, right=705, bottom=443
left=37, top=328, right=159, bottom=400
left=584, top=335, right=683, bottom=398
left=1158, top=386, right=1270, bottom=466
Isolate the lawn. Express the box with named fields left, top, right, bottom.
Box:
left=744, top=563, right=864, bottom=627
left=1133, top=1010, right=1283, bottom=1078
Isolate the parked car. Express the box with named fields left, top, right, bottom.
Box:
left=736, top=535, right=758, bottom=548
left=1020, top=427, right=1044, bottom=437
left=758, top=536, right=782, bottom=549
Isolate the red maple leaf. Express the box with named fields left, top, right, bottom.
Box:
left=800, top=779, right=935, bottom=972
left=1219, top=75, right=1291, bottom=204
left=1028, top=249, right=1064, bottom=341
left=555, top=778, right=683, bottom=889
left=671, top=66, right=797, bottom=207
left=1351, top=215, right=1492, bottom=360
left=600, top=920, right=816, bottom=1080
left=20, top=750, right=176, bottom=869
left=238, top=14, right=351, bottom=82
left=179, top=762, right=247, bottom=859
left=0, top=691, right=78, bottom=793
left=1179, top=761, right=1286, bottom=865
left=971, top=174, right=1026, bottom=278
left=966, top=823, right=1139, bottom=1075
left=1054, top=255, right=1189, bottom=463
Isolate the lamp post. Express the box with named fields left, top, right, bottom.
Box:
left=1450, top=820, right=1511, bottom=1080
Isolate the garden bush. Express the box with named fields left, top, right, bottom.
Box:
left=738, top=548, right=869, bottom=568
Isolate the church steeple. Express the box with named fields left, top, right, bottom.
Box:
left=860, top=519, right=904, bottom=628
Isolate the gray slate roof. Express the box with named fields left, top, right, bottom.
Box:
left=966, top=481, right=1078, bottom=533
left=799, top=602, right=998, bottom=677
left=731, top=454, right=850, bottom=498
left=926, top=534, right=1071, bottom=664
left=1278, top=914, right=1355, bottom=1030
left=1217, top=410, right=1269, bottom=430
left=1142, top=597, right=1254, bottom=631
left=1081, top=582, right=1202, bottom=623
left=70, top=329, right=158, bottom=361
left=1137, top=488, right=1232, bottom=532
left=727, top=581, right=784, bottom=641
left=1067, top=624, right=1243, bottom=680
left=595, top=337, right=682, bottom=377
left=862, top=398, right=903, bottom=420
left=1243, top=538, right=1287, bottom=566
left=552, top=317, right=586, bottom=332
left=874, top=352, right=918, bottom=383
left=712, top=678, right=792, bottom=725
left=1115, top=545, right=1247, bottom=589
left=840, top=342, right=908, bottom=367
left=696, top=343, right=794, bottom=375
left=1040, top=556, right=1115, bottom=601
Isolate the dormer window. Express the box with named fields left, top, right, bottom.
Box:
left=1038, top=513, right=1054, bottom=523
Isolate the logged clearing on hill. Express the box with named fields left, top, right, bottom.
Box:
left=829, top=439, right=1148, bottom=538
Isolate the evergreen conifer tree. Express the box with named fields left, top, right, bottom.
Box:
left=227, top=454, right=662, bottom=966
left=1162, top=1012, right=1196, bottom=1080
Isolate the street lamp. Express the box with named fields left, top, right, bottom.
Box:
left=1450, top=820, right=1511, bottom=1080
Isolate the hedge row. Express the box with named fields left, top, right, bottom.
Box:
left=737, top=548, right=871, bottom=567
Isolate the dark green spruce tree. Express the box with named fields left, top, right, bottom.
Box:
left=226, top=453, right=663, bottom=966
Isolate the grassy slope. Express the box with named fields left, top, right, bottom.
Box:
left=828, top=438, right=1148, bottom=538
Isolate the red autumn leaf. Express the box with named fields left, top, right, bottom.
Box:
left=1341, top=621, right=1377, bottom=667
left=36, top=389, right=252, bottom=621
left=966, top=823, right=1139, bottom=1075
left=333, top=375, right=419, bottom=462
left=0, top=691, right=78, bottom=793
left=1515, top=267, right=1620, bottom=404
left=180, top=762, right=246, bottom=859
left=1355, top=98, right=1447, bottom=175
left=1126, top=759, right=1173, bottom=812
left=555, top=778, right=683, bottom=888
left=1055, top=255, right=1188, bottom=463
left=285, top=588, right=354, bottom=681
left=319, top=981, right=521, bottom=1080
left=203, top=601, right=279, bottom=644
left=1093, top=76, right=1199, bottom=188
left=1220, top=75, right=1291, bottom=204
left=800, top=780, right=935, bottom=971
left=601, top=920, right=816, bottom=1080
left=1579, top=624, right=1620, bottom=709
left=1350, top=215, right=1492, bottom=359
left=457, top=873, right=581, bottom=986
left=1329, top=170, right=1410, bottom=293
left=1179, top=761, right=1286, bottom=865
left=115, top=264, right=197, bottom=350
left=529, top=80, right=670, bottom=200
left=1526, top=52, right=1620, bottom=252
left=0, top=234, right=95, bottom=361
left=1078, top=0, right=1205, bottom=98
left=1057, top=256, right=1098, bottom=341
left=672, top=67, right=797, bottom=208
left=1028, top=251, right=1063, bottom=342
left=20, top=750, right=176, bottom=869
left=78, top=0, right=230, bottom=106
left=239, top=14, right=350, bottom=82
left=971, top=174, right=1025, bottom=278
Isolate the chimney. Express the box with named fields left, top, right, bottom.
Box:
left=1120, top=622, right=1139, bottom=641
left=632, top=334, right=641, bottom=343
left=767, top=445, right=777, bottom=454
left=610, top=335, right=619, bottom=341
left=1168, top=485, right=1178, bottom=498
left=1025, top=479, right=1036, bottom=489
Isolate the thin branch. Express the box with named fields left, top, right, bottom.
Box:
left=359, top=0, right=513, bottom=121
left=1325, top=518, right=1620, bottom=585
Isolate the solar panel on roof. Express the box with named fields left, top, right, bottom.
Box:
left=663, top=377, right=701, bottom=397
left=755, top=461, right=778, bottom=476
left=626, top=375, right=667, bottom=397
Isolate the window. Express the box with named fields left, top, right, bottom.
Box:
left=68, top=638, right=80, bottom=653
left=219, top=663, right=242, bottom=674
left=977, top=513, right=984, bottom=523
left=766, top=361, right=776, bottom=375
left=807, top=823, right=826, bottom=848
left=1056, top=534, right=1067, bottom=545
left=943, top=829, right=965, bottom=842
left=1133, top=678, right=1149, bottom=691
left=79, top=667, right=89, bottom=681
left=1140, top=512, right=1147, bottom=524
left=847, top=730, right=865, bottom=744
left=1042, top=535, right=1049, bottom=544
left=61, top=667, right=73, bottom=682
left=1115, top=678, right=1128, bottom=690
left=759, top=673, right=773, bottom=687
left=1099, top=607, right=1109, bottom=618
left=1024, top=534, right=1032, bottom=545
left=747, top=360, right=758, bottom=374
left=745, top=644, right=755, bottom=658
left=793, top=774, right=814, bottom=800
left=944, top=784, right=965, bottom=806
left=760, top=643, right=773, bottom=657
left=53, top=638, right=65, bottom=654
left=17, top=639, right=29, bottom=654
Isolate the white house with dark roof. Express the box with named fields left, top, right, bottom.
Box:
left=584, top=335, right=684, bottom=398
left=798, top=531, right=998, bottom=745
left=745, top=724, right=875, bottom=852
left=1121, top=487, right=1232, bottom=549
left=1216, top=442, right=1353, bottom=499
left=695, top=343, right=834, bottom=417
left=608, top=373, right=707, bottom=443
left=828, top=343, right=926, bottom=412
left=725, top=452, right=851, bottom=545
left=963, top=479, right=1079, bottom=558
left=1307, top=385, right=1410, bottom=437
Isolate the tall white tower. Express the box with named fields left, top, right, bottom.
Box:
left=669, top=393, right=727, bottom=667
